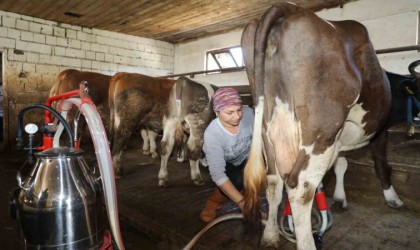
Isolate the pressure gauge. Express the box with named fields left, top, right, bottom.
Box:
left=24, top=123, right=38, bottom=135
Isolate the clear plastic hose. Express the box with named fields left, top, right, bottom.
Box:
left=55, top=98, right=125, bottom=250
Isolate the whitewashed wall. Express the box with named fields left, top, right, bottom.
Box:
left=174, top=30, right=247, bottom=86
left=174, top=0, right=420, bottom=87
left=317, top=0, right=420, bottom=74
left=0, top=10, right=174, bottom=148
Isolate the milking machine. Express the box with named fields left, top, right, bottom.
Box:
left=9, top=82, right=125, bottom=250
left=278, top=182, right=333, bottom=246
left=183, top=182, right=333, bottom=250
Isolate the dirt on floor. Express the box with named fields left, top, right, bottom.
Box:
left=1, top=130, right=419, bottom=250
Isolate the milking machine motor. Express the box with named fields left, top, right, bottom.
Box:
left=9, top=83, right=125, bottom=250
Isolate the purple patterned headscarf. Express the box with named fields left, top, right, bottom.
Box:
left=212, top=87, right=242, bottom=112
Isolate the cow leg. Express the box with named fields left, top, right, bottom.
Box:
left=287, top=179, right=318, bottom=250
left=261, top=174, right=284, bottom=248
left=111, top=132, right=129, bottom=179
left=159, top=118, right=177, bottom=187
left=111, top=111, right=136, bottom=179
left=176, top=147, right=185, bottom=162
left=332, top=156, right=348, bottom=208
left=147, top=129, right=159, bottom=158
left=189, top=159, right=204, bottom=186
left=370, top=131, right=403, bottom=208
left=186, top=117, right=205, bottom=186
left=140, top=129, right=150, bottom=155
left=176, top=134, right=188, bottom=163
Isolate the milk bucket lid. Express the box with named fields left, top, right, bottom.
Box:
left=35, top=147, right=84, bottom=158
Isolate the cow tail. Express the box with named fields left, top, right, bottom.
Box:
left=108, top=74, right=121, bottom=149
left=242, top=3, right=304, bottom=224
left=47, top=71, right=67, bottom=124
left=49, top=70, right=67, bottom=98
left=243, top=96, right=266, bottom=223
left=174, top=79, right=185, bottom=148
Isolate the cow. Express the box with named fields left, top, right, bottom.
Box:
left=332, top=61, right=420, bottom=209
left=159, top=76, right=216, bottom=187
left=241, top=3, right=391, bottom=249
left=49, top=69, right=112, bottom=143
left=108, top=72, right=176, bottom=178
left=50, top=69, right=158, bottom=157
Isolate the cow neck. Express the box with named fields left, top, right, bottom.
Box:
left=217, top=118, right=240, bottom=135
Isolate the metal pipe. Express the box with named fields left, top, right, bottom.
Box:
left=45, top=89, right=80, bottom=123
left=164, top=45, right=419, bottom=79
left=163, top=66, right=245, bottom=78
left=375, top=45, right=420, bottom=54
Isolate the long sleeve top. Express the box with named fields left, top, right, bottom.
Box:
left=202, top=106, right=254, bottom=186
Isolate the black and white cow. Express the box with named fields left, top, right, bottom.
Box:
left=159, top=76, right=216, bottom=187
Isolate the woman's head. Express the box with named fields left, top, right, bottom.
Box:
left=212, top=88, right=243, bottom=127
left=212, top=87, right=242, bottom=112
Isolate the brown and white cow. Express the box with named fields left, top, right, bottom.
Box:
left=159, top=76, right=216, bottom=187
left=332, top=62, right=420, bottom=209
left=49, top=69, right=112, bottom=141
left=241, top=3, right=391, bottom=249
left=109, top=72, right=176, bottom=178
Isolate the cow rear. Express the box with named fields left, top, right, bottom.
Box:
left=108, top=72, right=175, bottom=178
left=159, top=76, right=215, bottom=187
left=241, top=3, right=391, bottom=249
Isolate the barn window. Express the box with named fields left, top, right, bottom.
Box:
left=206, top=46, right=244, bottom=72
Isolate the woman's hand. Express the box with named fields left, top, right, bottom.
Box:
left=237, top=199, right=245, bottom=212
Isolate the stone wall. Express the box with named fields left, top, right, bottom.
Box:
left=0, top=10, right=175, bottom=150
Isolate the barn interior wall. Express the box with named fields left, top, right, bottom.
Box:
left=316, top=0, right=420, bottom=74
left=174, top=0, right=420, bottom=87
left=0, top=10, right=175, bottom=150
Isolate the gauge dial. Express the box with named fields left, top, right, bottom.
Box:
left=24, top=123, right=38, bottom=134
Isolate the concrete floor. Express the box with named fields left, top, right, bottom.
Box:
left=1, top=129, right=419, bottom=249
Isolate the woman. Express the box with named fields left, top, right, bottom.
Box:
left=200, top=87, right=254, bottom=222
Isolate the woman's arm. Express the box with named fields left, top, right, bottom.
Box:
left=218, top=180, right=244, bottom=211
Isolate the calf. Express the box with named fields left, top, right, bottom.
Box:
left=159, top=76, right=216, bottom=186
left=241, top=3, right=391, bottom=249
left=109, top=72, right=175, bottom=178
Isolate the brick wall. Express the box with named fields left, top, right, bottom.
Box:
left=0, top=10, right=175, bottom=150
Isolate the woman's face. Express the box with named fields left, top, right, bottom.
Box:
left=217, top=105, right=243, bottom=127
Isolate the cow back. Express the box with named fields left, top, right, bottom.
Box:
left=51, top=69, right=111, bottom=107
left=109, top=72, right=175, bottom=103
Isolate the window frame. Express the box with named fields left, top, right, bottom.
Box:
left=206, top=45, right=243, bottom=72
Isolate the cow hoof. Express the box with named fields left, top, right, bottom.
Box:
left=151, top=152, right=158, bottom=158
left=176, top=157, right=184, bottom=163
left=159, top=179, right=168, bottom=187
left=261, top=237, right=280, bottom=249
left=193, top=179, right=205, bottom=186
left=142, top=150, right=150, bottom=155
left=386, top=200, right=404, bottom=209
left=199, top=158, right=208, bottom=167
left=331, top=199, right=347, bottom=210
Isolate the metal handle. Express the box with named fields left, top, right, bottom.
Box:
left=16, top=171, right=30, bottom=191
